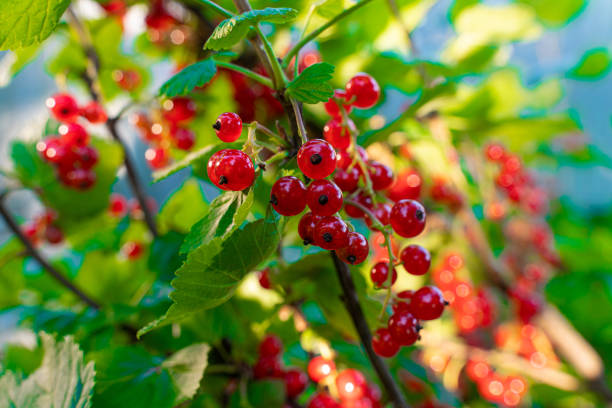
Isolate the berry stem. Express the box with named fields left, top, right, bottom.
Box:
left=197, top=0, right=234, bottom=18
left=214, top=60, right=274, bottom=88
left=253, top=24, right=287, bottom=89
left=253, top=122, right=289, bottom=148
left=339, top=106, right=375, bottom=197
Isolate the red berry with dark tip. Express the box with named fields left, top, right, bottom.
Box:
left=307, top=179, right=343, bottom=216
left=285, top=368, right=308, bottom=397
left=213, top=149, right=254, bottom=191
left=323, top=118, right=351, bottom=150
left=372, top=328, right=399, bottom=358
left=63, top=168, right=96, bottom=190
left=411, top=286, right=445, bottom=320
left=145, top=147, right=169, bottom=169
left=172, top=127, right=195, bottom=150
left=46, top=93, right=79, bottom=123
left=365, top=203, right=391, bottom=228
left=336, top=369, right=366, bottom=401
left=345, top=73, right=380, bottom=109
left=59, top=123, right=89, bottom=147
left=253, top=356, right=283, bottom=379
left=73, top=145, right=99, bottom=170
left=333, top=166, right=361, bottom=192
left=214, top=112, right=242, bottom=142
left=80, top=101, right=107, bottom=123
left=308, top=356, right=336, bottom=383
left=400, top=245, right=431, bottom=276
left=271, top=176, right=307, bottom=216
left=337, top=232, right=369, bottom=265
left=388, top=309, right=420, bottom=346
left=390, top=199, right=426, bottom=238
left=39, top=137, right=67, bottom=164
left=368, top=161, right=393, bottom=191
left=298, top=212, right=322, bottom=245
left=370, top=262, right=397, bottom=289
left=313, top=216, right=349, bottom=250
left=259, top=334, right=283, bottom=357
left=297, top=139, right=336, bottom=179
left=344, top=192, right=373, bottom=219
left=324, top=89, right=352, bottom=118
left=162, top=97, right=196, bottom=123
left=207, top=149, right=229, bottom=185
left=44, top=225, right=64, bottom=244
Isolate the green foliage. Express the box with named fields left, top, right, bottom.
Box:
left=518, top=0, right=586, bottom=27
left=159, top=59, right=217, bottom=97
left=286, top=62, right=335, bottom=104
left=569, top=47, right=612, bottom=79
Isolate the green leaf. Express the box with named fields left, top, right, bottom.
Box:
left=568, top=47, right=612, bottom=80
left=286, top=62, right=335, bottom=104
left=159, top=180, right=209, bottom=235
left=0, top=0, right=71, bottom=50
left=159, top=59, right=217, bottom=97
left=204, top=8, right=297, bottom=51
left=316, top=0, right=343, bottom=18
left=162, top=344, right=210, bottom=403
left=448, top=0, right=479, bottom=23
left=518, top=0, right=586, bottom=27
left=0, top=332, right=95, bottom=408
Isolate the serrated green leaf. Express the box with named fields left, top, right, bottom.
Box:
left=568, top=47, right=612, bottom=80
left=286, top=62, right=335, bottom=104
left=204, top=8, right=297, bottom=51
left=0, top=0, right=71, bottom=51
left=158, top=180, right=209, bottom=235
left=159, top=59, right=217, bottom=97
left=162, top=344, right=209, bottom=403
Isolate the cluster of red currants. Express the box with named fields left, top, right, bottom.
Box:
left=465, top=359, right=528, bottom=407
left=144, top=0, right=192, bottom=47
left=22, top=210, right=63, bottom=246
left=108, top=193, right=155, bottom=261
left=432, top=253, right=496, bottom=334
left=429, top=177, right=463, bottom=211
left=131, top=97, right=197, bottom=169
left=495, top=323, right=557, bottom=369
left=39, top=93, right=107, bottom=190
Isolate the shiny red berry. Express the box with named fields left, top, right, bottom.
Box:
left=171, top=127, right=195, bottom=150
left=259, top=334, right=283, bottom=357
left=400, top=245, right=431, bottom=276
left=207, top=149, right=229, bottom=185
left=308, top=392, right=339, bottom=408
left=307, top=356, right=336, bottom=383
left=368, top=161, right=393, bottom=190
left=39, top=137, right=67, bottom=164
left=485, top=143, right=506, bottom=162
left=333, top=166, right=361, bottom=192
left=390, top=199, right=426, bottom=238
left=370, top=262, right=397, bottom=289
left=386, top=169, right=422, bottom=201
left=59, top=123, right=89, bottom=147
left=298, top=212, right=322, bottom=245
left=297, top=139, right=336, bottom=179
left=253, top=356, right=283, bottom=379
left=258, top=268, right=271, bottom=289
left=323, top=118, right=351, bottom=150
left=392, top=290, right=414, bottom=314
left=388, top=309, right=420, bottom=346
left=336, top=369, right=366, bottom=401
left=80, top=101, right=107, bottom=123
left=44, top=225, right=64, bottom=244
left=113, top=69, right=141, bottom=91
left=213, top=149, right=255, bottom=191
left=307, top=179, right=343, bottom=216
left=63, top=168, right=96, bottom=189
left=372, top=328, right=399, bottom=358
left=337, top=232, right=369, bottom=265
left=213, top=112, right=242, bottom=142
left=122, top=241, right=144, bottom=260
left=271, top=176, right=307, bottom=216
left=365, top=203, right=391, bottom=228
left=285, top=368, right=308, bottom=397
left=162, top=97, right=196, bottom=123
left=145, top=147, right=169, bottom=169
left=336, top=147, right=368, bottom=170
left=324, top=89, right=352, bottom=117
left=345, top=74, right=380, bottom=109
left=313, top=216, right=349, bottom=250
left=46, top=93, right=79, bottom=123
left=109, top=194, right=128, bottom=217
left=344, top=192, right=373, bottom=219
left=73, top=145, right=99, bottom=170
left=411, top=286, right=446, bottom=320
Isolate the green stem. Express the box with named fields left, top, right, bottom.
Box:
left=282, top=0, right=377, bottom=69
left=290, top=98, right=308, bottom=144
left=253, top=26, right=287, bottom=89
left=254, top=122, right=289, bottom=147
left=379, top=232, right=396, bottom=320
left=214, top=61, right=274, bottom=88
left=197, top=0, right=234, bottom=18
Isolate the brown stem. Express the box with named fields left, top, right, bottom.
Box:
left=0, top=196, right=100, bottom=309
left=331, top=252, right=409, bottom=408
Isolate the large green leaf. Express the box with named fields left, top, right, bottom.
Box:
left=568, top=47, right=612, bottom=80
left=0, top=0, right=71, bottom=50
left=158, top=180, right=209, bottom=235
left=286, top=62, right=335, bottom=104
left=0, top=333, right=95, bottom=408
left=518, top=0, right=585, bottom=27
left=204, top=8, right=297, bottom=51
left=159, top=59, right=217, bottom=97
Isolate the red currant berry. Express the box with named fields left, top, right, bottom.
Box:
left=23, top=223, right=40, bottom=244
left=213, top=112, right=242, bottom=142
left=485, top=143, right=506, bottom=162
left=39, top=137, right=67, bottom=164
left=392, top=291, right=414, bottom=314
left=207, top=149, right=229, bottom=185
left=297, top=139, right=336, bottom=179
left=109, top=194, right=128, bottom=217
left=258, top=268, right=271, bottom=289
left=390, top=199, right=426, bottom=238
left=323, top=118, right=351, bottom=150
left=344, top=192, right=373, bottom=219
left=112, top=69, right=141, bottom=91
left=372, top=328, right=399, bottom=358
left=213, top=149, right=255, bottom=191
left=510, top=289, right=542, bottom=323
left=368, top=161, right=393, bottom=190
left=44, top=225, right=64, bottom=244
left=101, top=0, right=127, bottom=17
left=171, top=127, right=195, bottom=150
left=307, top=356, right=336, bottom=383
left=64, top=168, right=96, bottom=190
left=46, top=93, right=79, bottom=123
left=370, top=262, right=397, bottom=289
left=345, top=73, right=380, bottom=109
left=298, top=212, right=322, bottom=245
left=324, top=89, right=352, bottom=118
left=411, top=286, right=446, bottom=320
left=308, top=392, right=339, bottom=408
left=337, top=232, right=369, bottom=265
left=388, top=309, right=420, bottom=346
left=335, top=146, right=367, bottom=170
left=307, top=179, right=343, bottom=216
left=80, top=101, right=107, bottom=123
left=333, top=166, right=361, bottom=192
left=386, top=169, right=421, bottom=201
left=122, top=241, right=144, bottom=260
left=145, top=147, right=169, bottom=169
left=253, top=356, right=283, bottom=379
left=73, top=146, right=99, bottom=170
left=335, top=369, right=366, bottom=401
left=313, top=216, right=349, bottom=250
left=365, top=203, right=391, bottom=228
left=259, top=334, right=283, bottom=357
left=400, top=245, right=430, bottom=276
left=285, top=368, right=308, bottom=397
left=59, top=123, right=89, bottom=147
left=162, top=97, right=196, bottom=123
left=271, top=176, right=307, bottom=216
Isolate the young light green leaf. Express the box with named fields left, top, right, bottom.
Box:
left=204, top=8, right=297, bottom=51
left=568, top=47, right=612, bottom=80
left=286, top=62, right=335, bottom=104
left=162, top=344, right=209, bottom=403
left=159, top=59, right=217, bottom=97
left=0, top=0, right=71, bottom=50
left=316, top=0, right=344, bottom=18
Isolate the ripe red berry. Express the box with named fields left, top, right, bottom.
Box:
left=258, top=268, right=271, bottom=289
left=333, top=166, right=361, bottom=192
left=145, top=147, right=169, bottom=169
left=345, top=74, right=380, bottom=109
left=324, top=89, right=352, bottom=118
left=307, top=179, right=343, bottom=216
left=171, top=127, right=195, bottom=150
left=39, top=137, right=67, bottom=164
left=400, top=245, right=431, bottom=276
left=411, top=286, right=446, bottom=320
left=313, top=216, right=349, bottom=250
left=372, top=327, right=399, bottom=358
left=212, top=149, right=255, bottom=191
left=23, top=223, right=40, bottom=244
left=337, top=232, right=369, bottom=265
left=485, top=143, right=506, bottom=162
left=335, top=369, right=366, bottom=401
left=307, top=356, right=336, bottom=383
left=213, top=112, right=243, bottom=142
left=390, top=199, right=426, bottom=238
left=63, top=168, right=96, bottom=190
left=259, top=334, right=283, bottom=357
left=113, top=69, right=141, bottom=91
left=344, top=192, right=373, bottom=219
left=323, top=118, right=351, bottom=150
left=109, top=194, right=128, bottom=217
left=122, top=241, right=144, bottom=260
left=285, top=368, right=308, bottom=397
left=44, top=225, right=64, bottom=244
left=73, top=146, right=99, bottom=170
left=271, top=176, right=307, bottom=216
left=368, top=161, right=393, bottom=190
left=386, top=169, right=421, bottom=201
left=308, top=392, right=339, bottom=408
left=46, top=93, right=79, bottom=123
left=59, top=123, right=89, bottom=147
left=388, top=309, right=420, bottom=346
left=162, top=97, right=196, bottom=123
left=335, top=146, right=367, bottom=170
left=80, top=101, right=108, bottom=123
left=298, top=212, right=322, bottom=245
left=365, top=203, right=391, bottom=228
left=370, top=262, right=397, bottom=289
left=392, top=290, right=414, bottom=314
left=297, top=139, right=336, bottom=179
left=253, top=356, right=283, bottom=379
